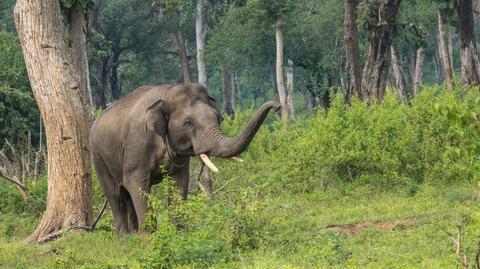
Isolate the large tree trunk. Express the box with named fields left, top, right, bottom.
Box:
left=344, top=0, right=362, bottom=102
left=391, top=46, right=408, bottom=104
left=173, top=31, right=192, bottom=84
left=361, top=0, right=402, bottom=103
left=14, top=1, right=93, bottom=242
left=221, top=69, right=234, bottom=117
left=413, top=47, right=425, bottom=96
left=457, top=0, right=480, bottom=86
left=437, top=9, right=455, bottom=92
left=275, top=25, right=289, bottom=122
left=196, top=0, right=208, bottom=87
left=286, top=58, right=295, bottom=121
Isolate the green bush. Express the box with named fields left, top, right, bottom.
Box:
left=218, top=87, right=480, bottom=195
left=140, top=179, right=265, bottom=268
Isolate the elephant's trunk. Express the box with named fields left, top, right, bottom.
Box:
left=207, top=101, right=280, bottom=158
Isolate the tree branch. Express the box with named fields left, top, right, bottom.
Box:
left=0, top=170, right=28, bottom=191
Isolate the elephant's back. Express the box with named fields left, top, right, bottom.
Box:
left=90, top=85, right=169, bottom=150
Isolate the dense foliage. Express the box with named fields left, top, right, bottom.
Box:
left=0, top=32, right=39, bottom=148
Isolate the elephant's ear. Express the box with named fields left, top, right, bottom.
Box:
left=145, top=99, right=167, bottom=139
left=208, top=96, right=224, bottom=123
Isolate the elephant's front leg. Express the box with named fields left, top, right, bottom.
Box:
left=170, top=159, right=190, bottom=199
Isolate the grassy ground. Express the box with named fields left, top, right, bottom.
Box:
left=1, top=183, right=479, bottom=268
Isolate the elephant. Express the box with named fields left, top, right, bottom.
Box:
left=90, top=83, right=280, bottom=233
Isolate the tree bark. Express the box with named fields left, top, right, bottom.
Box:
left=413, top=47, right=425, bottom=96
left=437, top=9, right=455, bottom=92
left=361, top=0, right=402, bottom=103
left=173, top=31, right=192, bottom=84
left=457, top=0, right=480, bottom=86
left=196, top=0, right=208, bottom=87
left=344, top=0, right=362, bottom=102
left=391, top=46, right=408, bottom=104
left=221, top=69, right=234, bottom=117
left=286, top=58, right=295, bottom=121
left=14, top=1, right=93, bottom=242
left=275, top=25, right=289, bottom=122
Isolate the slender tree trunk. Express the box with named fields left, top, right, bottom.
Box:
left=95, top=58, right=108, bottom=109
left=391, top=46, right=408, bottom=104
left=457, top=0, right=480, bottom=86
left=111, top=49, right=120, bottom=100
left=434, top=53, right=442, bottom=83
left=14, top=1, right=93, bottom=242
left=173, top=31, right=192, bottom=83
left=270, top=62, right=278, bottom=100
left=361, top=0, right=402, bottom=103
left=406, top=45, right=416, bottom=86
left=286, top=58, right=295, bottom=121
left=234, top=73, right=242, bottom=110
left=413, top=47, right=425, bottom=96
left=221, top=69, right=234, bottom=116
left=448, top=32, right=454, bottom=73
left=438, top=9, right=455, bottom=92
left=304, top=92, right=314, bottom=112
left=275, top=25, right=289, bottom=122
left=91, top=0, right=107, bottom=108
left=344, top=0, right=362, bottom=102
left=196, top=0, right=208, bottom=87
left=230, top=72, right=236, bottom=110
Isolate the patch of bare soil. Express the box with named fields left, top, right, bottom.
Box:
left=327, top=216, right=419, bottom=236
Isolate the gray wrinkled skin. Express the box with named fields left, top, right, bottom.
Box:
left=90, top=83, right=280, bottom=233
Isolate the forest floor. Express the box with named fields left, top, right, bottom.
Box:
left=1, top=183, right=479, bottom=268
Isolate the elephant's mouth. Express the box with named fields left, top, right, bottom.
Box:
left=198, top=154, right=243, bottom=173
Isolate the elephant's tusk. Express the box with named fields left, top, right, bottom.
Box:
left=199, top=154, right=219, bottom=173
left=230, top=157, right=244, bottom=163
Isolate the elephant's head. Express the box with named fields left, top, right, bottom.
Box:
left=145, top=83, right=281, bottom=172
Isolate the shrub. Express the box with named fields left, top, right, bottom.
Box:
left=140, top=178, right=266, bottom=268
left=217, top=87, right=480, bottom=195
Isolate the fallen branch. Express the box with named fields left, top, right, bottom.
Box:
left=0, top=170, right=28, bottom=191
left=214, top=173, right=246, bottom=195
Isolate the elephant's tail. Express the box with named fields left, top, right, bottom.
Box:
left=90, top=198, right=108, bottom=230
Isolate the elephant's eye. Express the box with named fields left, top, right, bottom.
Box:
left=183, top=119, right=194, bottom=128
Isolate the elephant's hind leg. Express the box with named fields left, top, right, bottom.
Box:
left=120, top=187, right=139, bottom=232
left=92, top=153, right=130, bottom=234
